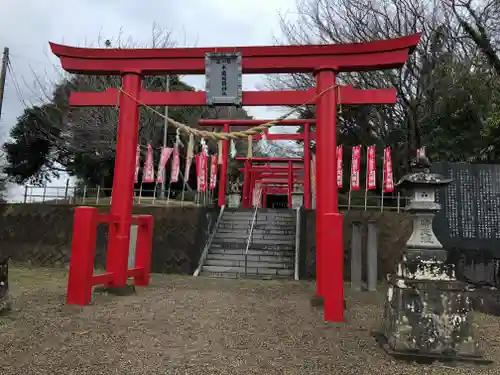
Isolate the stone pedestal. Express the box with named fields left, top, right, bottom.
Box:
left=228, top=194, right=241, bottom=208
left=384, top=274, right=478, bottom=357
left=381, top=153, right=486, bottom=362
left=291, top=194, right=303, bottom=209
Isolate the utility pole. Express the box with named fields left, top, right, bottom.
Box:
left=0, top=47, right=9, bottom=122
left=161, top=75, right=170, bottom=199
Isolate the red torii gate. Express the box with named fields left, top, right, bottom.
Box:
left=241, top=170, right=303, bottom=209
left=50, top=33, right=420, bottom=322
left=235, top=157, right=304, bottom=209
left=198, top=119, right=315, bottom=209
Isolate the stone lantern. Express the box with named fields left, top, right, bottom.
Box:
left=382, top=151, right=484, bottom=361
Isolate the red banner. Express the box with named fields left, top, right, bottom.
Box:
left=336, top=145, right=343, bottom=188
left=196, top=155, right=201, bottom=191
left=350, top=146, right=361, bottom=190
left=200, top=153, right=208, bottom=192
left=143, top=144, right=155, bottom=183
left=196, top=153, right=208, bottom=192
left=184, top=155, right=193, bottom=183
left=134, top=145, right=141, bottom=184
left=383, top=147, right=394, bottom=193
left=170, top=146, right=180, bottom=183
left=157, top=147, right=174, bottom=184
left=209, top=155, right=218, bottom=189
left=366, top=145, right=376, bottom=190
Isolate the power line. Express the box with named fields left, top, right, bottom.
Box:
left=0, top=47, right=9, bottom=122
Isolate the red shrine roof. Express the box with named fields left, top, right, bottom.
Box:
left=49, top=33, right=421, bottom=75
left=50, top=34, right=420, bottom=60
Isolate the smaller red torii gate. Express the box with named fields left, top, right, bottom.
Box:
left=242, top=173, right=302, bottom=209
left=198, top=119, right=315, bottom=209
left=257, top=180, right=302, bottom=208
left=236, top=157, right=305, bottom=209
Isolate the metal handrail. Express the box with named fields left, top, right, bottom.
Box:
left=294, top=207, right=301, bottom=280
left=193, top=205, right=225, bottom=276
left=244, top=190, right=262, bottom=277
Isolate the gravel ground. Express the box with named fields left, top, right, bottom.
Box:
left=0, top=266, right=499, bottom=375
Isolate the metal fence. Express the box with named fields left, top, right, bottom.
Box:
left=21, top=184, right=215, bottom=207
left=20, top=184, right=411, bottom=211
left=340, top=192, right=409, bottom=212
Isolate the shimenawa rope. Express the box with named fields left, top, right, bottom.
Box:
left=118, top=84, right=343, bottom=141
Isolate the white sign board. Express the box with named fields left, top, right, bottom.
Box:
left=205, top=52, right=242, bottom=106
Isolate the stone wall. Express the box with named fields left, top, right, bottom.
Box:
left=0, top=204, right=217, bottom=274
left=2, top=204, right=496, bottom=286
left=299, top=210, right=500, bottom=287
left=299, top=209, right=413, bottom=281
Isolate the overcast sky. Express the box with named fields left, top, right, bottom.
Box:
left=0, top=0, right=300, bottom=201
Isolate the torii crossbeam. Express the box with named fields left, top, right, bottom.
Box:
left=51, top=33, right=420, bottom=322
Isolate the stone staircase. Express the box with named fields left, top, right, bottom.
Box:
left=200, top=208, right=297, bottom=279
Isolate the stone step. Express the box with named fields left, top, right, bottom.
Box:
left=222, top=218, right=295, bottom=224
left=201, top=265, right=294, bottom=276
left=209, top=248, right=294, bottom=257
left=217, top=228, right=295, bottom=236
left=216, top=236, right=295, bottom=243
left=223, top=211, right=294, bottom=217
left=224, top=212, right=295, bottom=217
left=205, top=259, right=293, bottom=269
left=257, top=216, right=296, bottom=221
left=206, top=252, right=294, bottom=263
left=218, top=223, right=296, bottom=231
left=214, top=232, right=296, bottom=241
left=199, top=271, right=293, bottom=280
left=212, top=238, right=295, bottom=246
left=211, top=242, right=295, bottom=251
left=224, top=210, right=294, bottom=217
left=220, top=219, right=295, bottom=226
left=225, top=208, right=294, bottom=212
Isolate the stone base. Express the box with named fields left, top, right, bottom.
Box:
left=374, top=331, right=492, bottom=365
left=94, top=284, right=136, bottom=296
left=384, top=276, right=481, bottom=358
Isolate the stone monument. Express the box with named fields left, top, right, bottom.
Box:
left=381, top=151, right=487, bottom=362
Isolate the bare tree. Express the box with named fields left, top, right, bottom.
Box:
left=6, top=25, right=252, bottom=186
left=272, top=0, right=490, bottom=169
left=445, top=0, right=500, bottom=75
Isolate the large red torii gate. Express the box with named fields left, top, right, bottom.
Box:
left=50, top=33, right=420, bottom=322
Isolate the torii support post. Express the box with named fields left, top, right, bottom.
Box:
left=303, top=123, right=312, bottom=210
left=315, top=68, right=343, bottom=320
left=242, top=159, right=252, bottom=208
left=218, top=123, right=230, bottom=208
left=105, top=73, right=141, bottom=286
left=51, top=33, right=420, bottom=319
left=287, top=161, right=293, bottom=208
